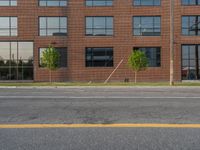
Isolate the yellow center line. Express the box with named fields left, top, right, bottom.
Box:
left=1, top=124, right=200, bottom=129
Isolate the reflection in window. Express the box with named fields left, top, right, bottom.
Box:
left=0, top=0, right=17, bottom=6
left=182, top=16, right=200, bottom=36
left=0, top=42, right=33, bottom=80
left=182, top=0, right=200, bottom=5
left=39, top=17, right=67, bottom=36
left=86, top=0, right=113, bottom=6
left=134, top=47, right=161, bottom=67
left=133, top=0, right=160, bottom=6
left=182, top=45, right=200, bottom=80
left=39, top=0, right=67, bottom=6
left=133, top=16, right=161, bottom=36
left=86, top=48, right=113, bottom=67
left=39, top=48, right=67, bottom=67
left=86, top=17, right=113, bottom=36
left=0, top=17, right=17, bottom=36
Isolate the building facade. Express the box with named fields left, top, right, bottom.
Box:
left=0, top=0, right=200, bottom=82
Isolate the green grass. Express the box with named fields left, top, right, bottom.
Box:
left=0, top=82, right=199, bottom=86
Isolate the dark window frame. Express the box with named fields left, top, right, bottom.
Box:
left=85, top=0, right=113, bottom=7
left=85, top=16, right=114, bottom=36
left=133, top=47, right=161, bottom=67
left=181, top=44, right=200, bottom=80
left=182, top=16, right=200, bottom=36
left=182, top=0, right=200, bottom=5
left=0, top=41, right=34, bottom=80
left=0, top=16, right=18, bottom=36
left=85, top=47, right=114, bottom=67
left=133, top=16, right=161, bottom=36
left=39, top=47, right=67, bottom=68
left=0, top=0, right=17, bottom=6
left=133, top=0, right=161, bottom=6
left=39, top=0, right=68, bottom=7
left=39, top=16, right=67, bottom=36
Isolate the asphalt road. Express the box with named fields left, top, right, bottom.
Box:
left=0, top=86, right=200, bottom=150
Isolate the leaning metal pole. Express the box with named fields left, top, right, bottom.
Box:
left=170, top=0, right=174, bottom=86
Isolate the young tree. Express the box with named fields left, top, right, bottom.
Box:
left=128, top=50, right=148, bottom=83
left=41, top=45, right=60, bottom=82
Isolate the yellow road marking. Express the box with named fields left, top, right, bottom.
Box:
left=1, top=124, right=200, bottom=129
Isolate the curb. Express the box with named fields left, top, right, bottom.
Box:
left=0, top=86, right=200, bottom=89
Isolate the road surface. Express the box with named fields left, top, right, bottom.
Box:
left=0, top=86, right=200, bottom=150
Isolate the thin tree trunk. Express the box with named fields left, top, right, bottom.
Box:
left=49, top=70, right=52, bottom=83
left=135, top=71, right=137, bottom=83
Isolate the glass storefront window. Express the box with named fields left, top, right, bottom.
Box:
left=0, top=42, right=33, bottom=80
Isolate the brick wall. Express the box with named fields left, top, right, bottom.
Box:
left=0, top=0, right=199, bottom=82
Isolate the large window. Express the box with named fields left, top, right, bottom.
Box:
left=0, top=0, right=17, bottom=6
left=134, top=47, right=161, bottom=67
left=0, top=42, right=33, bottom=80
left=39, top=48, right=67, bottom=67
left=182, top=45, right=200, bottom=80
left=39, top=0, right=67, bottom=6
left=182, top=0, right=200, bottom=5
left=133, top=0, right=160, bottom=6
left=133, top=16, right=161, bottom=36
left=86, top=0, right=113, bottom=6
left=86, top=48, right=113, bottom=67
left=182, top=16, right=200, bottom=36
left=39, top=17, right=67, bottom=36
left=86, top=17, right=113, bottom=36
left=0, top=17, right=17, bottom=36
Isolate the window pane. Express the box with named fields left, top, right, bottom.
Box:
left=0, top=0, right=17, bottom=6
left=47, top=1, right=59, bottom=6
left=0, top=42, right=33, bottom=80
left=94, top=17, right=105, bottom=28
left=10, top=42, right=17, bottom=60
left=133, top=0, right=160, bottom=6
left=141, top=17, right=153, bottom=28
left=11, top=17, right=17, bottom=28
left=0, top=29, right=9, bottom=36
left=86, top=48, right=113, bottom=67
left=0, top=42, right=10, bottom=60
left=86, top=16, right=113, bottom=36
left=86, top=0, right=113, bottom=6
left=10, top=0, right=17, bottom=6
left=141, top=0, right=154, bottom=5
left=134, top=47, right=161, bottom=67
left=39, top=1, right=46, bottom=6
left=93, top=29, right=106, bottom=35
left=60, top=1, right=67, bottom=6
left=86, top=17, right=93, bottom=28
left=182, top=16, right=200, bottom=36
left=133, top=16, right=160, bottom=36
left=47, top=17, right=59, bottom=28
left=0, top=1, right=9, bottom=6
left=39, top=47, right=67, bottom=67
left=182, top=46, right=189, bottom=59
left=39, top=0, right=67, bottom=6
left=0, top=18, right=9, bottom=28
left=60, top=17, right=67, bottom=28
left=39, top=17, right=67, bottom=36
left=39, top=17, right=46, bottom=28
left=47, top=29, right=60, bottom=36
left=106, top=17, right=113, bottom=28
left=182, top=0, right=197, bottom=5
left=18, top=42, right=33, bottom=60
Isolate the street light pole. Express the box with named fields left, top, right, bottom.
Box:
left=170, top=0, right=174, bottom=86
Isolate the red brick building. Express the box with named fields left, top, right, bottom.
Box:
left=0, top=0, right=200, bottom=82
